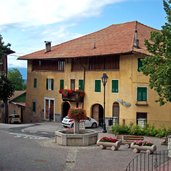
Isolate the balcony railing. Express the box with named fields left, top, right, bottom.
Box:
left=59, top=89, right=85, bottom=102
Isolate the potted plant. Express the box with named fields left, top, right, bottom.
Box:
left=59, top=89, right=85, bottom=102
left=68, top=108, right=87, bottom=134
left=97, top=136, right=121, bottom=151
left=131, top=140, right=157, bottom=154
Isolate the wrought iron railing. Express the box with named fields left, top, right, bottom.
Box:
left=125, top=149, right=171, bottom=171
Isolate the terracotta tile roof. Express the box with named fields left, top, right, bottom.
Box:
left=9, top=90, right=26, bottom=102
left=19, top=21, right=158, bottom=60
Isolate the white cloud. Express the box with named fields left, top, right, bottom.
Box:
left=8, top=55, right=27, bottom=68
left=0, top=0, right=125, bottom=26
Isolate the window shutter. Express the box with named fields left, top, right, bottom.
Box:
left=34, top=78, right=37, bottom=88
left=51, top=79, right=54, bottom=90
left=46, top=79, right=48, bottom=90
left=32, top=102, right=36, bottom=112
left=60, top=80, right=64, bottom=89
left=79, top=80, right=84, bottom=90
left=137, top=87, right=147, bottom=101
left=95, top=80, right=101, bottom=92
left=138, top=58, right=143, bottom=72
left=112, top=80, right=118, bottom=93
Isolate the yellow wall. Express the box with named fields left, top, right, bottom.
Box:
left=26, top=55, right=171, bottom=127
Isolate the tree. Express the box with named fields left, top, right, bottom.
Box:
left=0, top=35, right=11, bottom=60
left=8, top=68, right=26, bottom=90
left=141, top=0, right=171, bottom=105
left=0, top=74, right=15, bottom=123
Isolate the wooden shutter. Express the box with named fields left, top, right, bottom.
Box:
left=79, top=80, right=84, bottom=90
left=46, top=79, right=48, bottom=90
left=60, top=80, right=64, bottom=89
left=112, top=80, right=118, bottom=93
left=95, top=80, right=101, bottom=92
left=34, top=78, right=37, bottom=88
left=138, top=58, right=143, bottom=72
left=137, top=87, right=147, bottom=101
left=51, top=79, right=54, bottom=90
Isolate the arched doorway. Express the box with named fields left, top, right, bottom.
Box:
left=112, top=102, right=119, bottom=124
left=61, top=102, right=70, bottom=120
left=91, top=104, right=103, bottom=127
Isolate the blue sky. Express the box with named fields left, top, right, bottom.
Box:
left=0, top=0, right=166, bottom=79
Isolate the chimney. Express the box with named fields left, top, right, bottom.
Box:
left=133, top=30, right=139, bottom=48
left=44, top=41, right=51, bottom=52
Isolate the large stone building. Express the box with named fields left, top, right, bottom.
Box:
left=19, top=21, right=171, bottom=127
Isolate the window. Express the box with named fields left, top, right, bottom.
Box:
left=137, top=87, right=147, bottom=101
left=46, top=79, right=54, bottom=90
left=95, top=80, right=101, bottom=92
left=32, top=102, right=36, bottom=112
left=33, top=78, right=37, bottom=88
left=136, top=112, right=147, bottom=127
left=79, top=80, right=84, bottom=90
left=112, top=80, right=118, bottom=93
left=60, top=80, right=64, bottom=90
left=70, top=79, right=75, bottom=90
left=137, top=58, right=143, bottom=72
left=57, top=60, right=65, bottom=71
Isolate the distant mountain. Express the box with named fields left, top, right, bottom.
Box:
left=18, top=68, right=27, bottom=80
left=9, top=67, right=27, bottom=80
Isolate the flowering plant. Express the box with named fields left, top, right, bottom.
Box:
left=75, top=90, right=85, bottom=97
left=68, top=108, right=87, bottom=122
left=59, top=89, right=74, bottom=97
left=99, top=137, right=118, bottom=143
left=134, top=140, right=153, bottom=146
left=59, top=89, right=85, bottom=98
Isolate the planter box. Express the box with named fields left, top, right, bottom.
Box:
left=97, top=139, right=121, bottom=151
left=131, top=142, right=157, bottom=154
left=62, top=94, right=84, bottom=102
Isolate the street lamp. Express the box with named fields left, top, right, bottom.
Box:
left=101, top=73, right=108, bottom=133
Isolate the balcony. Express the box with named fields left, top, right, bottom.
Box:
left=59, top=89, right=85, bottom=102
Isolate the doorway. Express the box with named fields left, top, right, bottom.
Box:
left=61, top=102, right=70, bottom=120
left=112, top=102, right=119, bottom=124
left=91, top=104, right=103, bottom=126
left=44, top=98, right=55, bottom=121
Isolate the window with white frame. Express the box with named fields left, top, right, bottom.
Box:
left=46, top=79, right=54, bottom=90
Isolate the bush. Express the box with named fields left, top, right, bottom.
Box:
left=111, top=123, right=171, bottom=138
left=111, top=124, right=130, bottom=135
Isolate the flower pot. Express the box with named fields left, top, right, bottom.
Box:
left=131, top=142, right=157, bottom=154
left=97, top=139, right=121, bottom=151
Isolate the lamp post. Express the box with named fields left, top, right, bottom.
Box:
left=101, top=73, right=108, bottom=133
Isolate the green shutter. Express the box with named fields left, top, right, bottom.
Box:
left=138, top=58, right=143, bottom=72
left=79, top=80, right=84, bottom=90
left=95, top=80, right=101, bottom=92
left=46, top=79, right=48, bottom=90
left=51, top=79, right=54, bottom=90
left=112, top=80, right=118, bottom=93
left=34, top=78, right=37, bottom=88
left=60, top=80, right=64, bottom=89
left=32, top=102, right=36, bottom=112
left=137, top=87, right=147, bottom=101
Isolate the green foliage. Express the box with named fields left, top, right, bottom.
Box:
left=111, top=123, right=171, bottom=138
left=111, top=124, right=130, bottom=135
left=0, top=74, right=15, bottom=102
left=8, top=68, right=26, bottom=90
left=141, top=0, right=171, bottom=105
left=129, top=125, right=145, bottom=135
left=0, top=35, right=11, bottom=58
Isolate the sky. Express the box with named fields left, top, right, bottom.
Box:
left=0, top=0, right=166, bottom=79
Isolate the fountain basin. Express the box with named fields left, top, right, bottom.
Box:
left=55, top=130, right=98, bottom=146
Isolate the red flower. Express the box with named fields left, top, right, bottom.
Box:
left=100, top=137, right=118, bottom=143
left=68, top=108, right=87, bottom=122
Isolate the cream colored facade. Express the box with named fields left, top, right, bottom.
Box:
left=25, top=53, right=171, bottom=128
